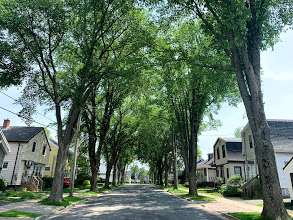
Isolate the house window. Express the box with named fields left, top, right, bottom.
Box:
left=45, top=167, right=51, bottom=171
left=42, top=146, right=46, bottom=155
left=32, top=142, right=37, bottom=152
left=222, top=145, right=226, bottom=158
left=227, top=168, right=229, bottom=179
left=217, top=147, right=220, bottom=160
left=234, top=166, right=242, bottom=176
left=2, top=162, right=8, bottom=170
left=249, top=135, right=253, bottom=148
left=204, top=168, right=207, bottom=176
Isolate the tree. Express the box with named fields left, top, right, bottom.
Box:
left=234, top=126, right=244, bottom=138
left=166, top=1, right=292, bottom=218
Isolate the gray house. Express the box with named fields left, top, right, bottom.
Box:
left=0, top=128, right=11, bottom=171
left=197, top=153, right=216, bottom=186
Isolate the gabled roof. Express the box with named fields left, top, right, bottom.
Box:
left=48, top=138, right=74, bottom=155
left=1, top=126, right=44, bottom=143
left=214, top=137, right=244, bottom=162
left=197, top=157, right=216, bottom=169
left=0, top=129, right=10, bottom=154
left=267, top=120, right=293, bottom=153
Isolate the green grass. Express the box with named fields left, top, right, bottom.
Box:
left=198, top=188, right=224, bottom=198
left=179, top=184, right=189, bottom=190
left=182, top=194, right=216, bottom=201
left=256, top=202, right=292, bottom=207
left=0, top=190, right=47, bottom=202
left=80, top=190, right=99, bottom=195
left=38, top=196, right=86, bottom=207
left=228, top=212, right=273, bottom=220
left=167, top=188, right=187, bottom=194
left=42, top=188, right=79, bottom=193
left=0, top=210, right=42, bottom=218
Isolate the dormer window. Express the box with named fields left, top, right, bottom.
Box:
left=42, top=146, right=46, bottom=155
left=222, top=145, right=226, bottom=158
left=249, top=135, right=253, bottom=148
left=32, top=142, right=36, bottom=152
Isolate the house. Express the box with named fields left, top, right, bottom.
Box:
left=1, top=119, right=50, bottom=191
left=213, top=138, right=245, bottom=183
left=283, top=157, right=293, bottom=203
left=0, top=129, right=11, bottom=172
left=242, top=119, right=293, bottom=197
left=197, top=153, right=216, bottom=186
left=44, top=138, right=74, bottom=178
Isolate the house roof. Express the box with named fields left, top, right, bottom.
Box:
left=1, top=126, right=44, bottom=143
left=197, top=156, right=216, bottom=169
left=214, top=137, right=244, bottom=162
left=48, top=138, right=74, bottom=155
left=267, top=120, right=293, bottom=153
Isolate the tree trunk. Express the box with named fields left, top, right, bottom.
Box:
left=112, top=162, right=117, bottom=186
left=172, top=132, right=178, bottom=189
left=105, top=163, right=112, bottom=188
left=164, top=153, right=169, bottom=187
left=158, top=157, right=164, bottom=185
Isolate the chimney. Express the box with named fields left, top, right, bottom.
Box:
left=3, top=119, right=10, bottom=129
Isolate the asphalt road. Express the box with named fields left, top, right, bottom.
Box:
left=45, top=184, right=226, bottom=220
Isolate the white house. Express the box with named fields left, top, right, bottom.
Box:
left=197, top=153, right=216, bottom=186
left=1, top=119, right=50, bottom=191
left=213, top=138, right=245, bottom=183
left=242, top=119, right=293, bottom=197
left=0, top=128, right=11, bottom=172
left=284, top=157, right=293, bottom=203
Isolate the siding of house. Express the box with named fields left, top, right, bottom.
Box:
left=284, top=159, right=293, bottom=202
left=276, top=153, right=292, bottom=190
left=242, top=126, right=256, bottom=161
left=214, top=139, right=228, bottom=165
left=0, top=147, right=5, bottom=169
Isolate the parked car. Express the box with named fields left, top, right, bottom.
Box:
left=64, top=177, right=70, bottom=188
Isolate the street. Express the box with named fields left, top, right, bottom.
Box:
left=45, top=184, right=226, bottom=220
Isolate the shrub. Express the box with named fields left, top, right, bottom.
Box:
left=227, top=175, right=243, bottom=187
left=184, top=182, right=189, bottom=187
left=42, top=176, right=54, bottom=189
left=215, top=177, right=224, bottom=187
left=16, top=187, right=27, bottom=191
left=220, top=184, right=242, bottom=197
left=0, top=177, right=7, bottom=192
left=82, top=180, right=90, bottom=186
left=75, top=174, right=91, bottom=186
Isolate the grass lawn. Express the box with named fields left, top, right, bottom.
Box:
left=43, top=188, right=79, bottom=193
left=38, top=196, right=86, bottom=207
left=182, top=194, right=216, bottom=201
left=80, top=190, right=99, bottom=195
left=178, top=184, right=189, bottom=190
left=167, top=188, right=187, bottom=194
left=198, top=188, right=223, bottom=198
left=228, top=212, right=274, bottom=220
left=0, top=210, right=42, bottom=218
left=0, top=190, right=47, bottom=202
left=257, top=202, right=292, bottom=207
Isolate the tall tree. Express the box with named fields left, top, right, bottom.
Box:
left=165, top=1, right=292, bottom=218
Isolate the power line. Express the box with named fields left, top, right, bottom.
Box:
left=0, top=90, right=56, bottom=123
left=0, top=106, right=57, bottom=131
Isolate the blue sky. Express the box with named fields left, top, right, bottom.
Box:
left=0, top=30, right=292, bottom=160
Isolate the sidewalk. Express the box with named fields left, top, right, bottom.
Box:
left=178, top=188, right=293, bottom=218
left=0, top=190, right=100, bottom=220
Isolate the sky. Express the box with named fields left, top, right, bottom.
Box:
left=0, top=30, right=292, bottom=160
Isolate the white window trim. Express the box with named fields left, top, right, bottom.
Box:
left=2, top=161, right=9, bottom=170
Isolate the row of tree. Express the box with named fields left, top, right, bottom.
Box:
left=1, top=0, right=292, bottom=219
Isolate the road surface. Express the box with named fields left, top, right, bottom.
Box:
left=45, top=184, right=226, bottom=220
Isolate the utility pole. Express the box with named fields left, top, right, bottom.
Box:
left=70, top=111, right=82, bottom=197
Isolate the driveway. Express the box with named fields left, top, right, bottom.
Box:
left=45, top=184, right=226, bottom=220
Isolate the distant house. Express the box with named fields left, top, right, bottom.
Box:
left=44, top=138, right=74, bottom=178
left=1, top=119, right=50, bottom=191
left=0, top=128, right=11, bottom=172
left=213, top=138, right=245, bottom=183
left=242, top=119, right=293, bottom=197
left=284, top=157, right=293, bottom=203
left=197, top=153, right=216, bottom=186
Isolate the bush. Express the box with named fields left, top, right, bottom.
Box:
left=184, top=182, right=189, bottom=187
left=75, top=174, right=91, bottom=186
left=0, top=177, right=7, bottom=192
left=227, top=175, right=243, bottom=187
left=220, top=184, right=242, bottom=197
left=42, top=176, right=54, bottom=189
left=82, top=180, right=90, bottom=186
left=214, top=177, right=224, bottom=187
left=16, top=187, right=27, bottom=191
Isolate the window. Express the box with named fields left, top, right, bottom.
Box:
left=2, top=162, right=8, bottom=170
left=42, top=146, right=46, bottom=155
left=32, top=142, right=36, bottom=152
left=204, top=168, right=207, bottom=176
left=217, top=147, right=220, bottom=160
left=222, top=145, right=226, bottom=158
left=45, top=167, right=51, bottom=171
left=226, top=168, right=229, bottom=178
left=249, top=135, right=253, bottom=149
left=234, top=166, right=242, bottom=176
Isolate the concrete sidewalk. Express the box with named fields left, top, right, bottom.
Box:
left=178, top=188, right=293, bottom=218
left=0, top=190, right=100, bottom=220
